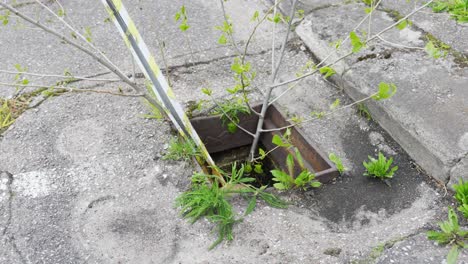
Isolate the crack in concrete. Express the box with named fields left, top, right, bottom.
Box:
left=0, top=1, right=37, bottom=11
left=85, top=195, right=116, bottom=211
left=446, top=152, right=468, bottom=185
left=359, top=228, right=426, bottom=262
left=157, top=49, right=270, bottom=75
left=1, top=171, right=27, bottom=264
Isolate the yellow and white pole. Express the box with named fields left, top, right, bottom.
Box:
left=101, top=0, right=219, bottom=172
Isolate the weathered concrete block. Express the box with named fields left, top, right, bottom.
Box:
left=296, top=3, right=468, bottom=185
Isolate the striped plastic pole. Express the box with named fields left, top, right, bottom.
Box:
left=101, top=0, right=218, bottom=169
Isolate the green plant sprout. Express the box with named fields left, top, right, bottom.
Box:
left=453, top=179, right=468, bottom=218
left=329, top=153, right=346, bottom=174
left=163, top=137, right=201, bottom=162
left=0, top=99, right=15, bottom=130
left=427, top=207, right=468, bottom=264
left=363, top=152, right=398, bottom=180
left=141, top=98, right=164, bottom=120
left=270, top=129, right=322, bottom=190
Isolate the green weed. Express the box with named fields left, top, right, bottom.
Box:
left=363, top=152, right=398, bottom=180
left=453, top=179, right=468, bottom=218
left=176, top=165, right=287, bottom=249
left=329, top=153, right=346, bottom=174
left=163, top=137, right=201, bottom=162
left=427, top=207, right=468, bottom=264
left=357, top=103, right=372, bottom=120
left=270, top=129, right=322, bottom=190
left=0, top=98, right=28, bottom=133
left=431, top=0, right=468, bottom=23
left=141, top=98, right=164, bottom=120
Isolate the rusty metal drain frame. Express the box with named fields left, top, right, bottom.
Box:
left=190, top=103, right=339, bottom=183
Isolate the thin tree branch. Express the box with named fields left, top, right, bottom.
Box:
left=219, top=0, right=242, bottom=56
left=249, top=0, right=298, bottom=161
left=252, top=145, right=280, bottom=162
left=271, top=0, right=278, bottom=75
left=376, top=35, right=425, bottom=50
left=0, top=82, right=143, bottom=97
left=0, top=69, right=120, bottom=82
left=261, top=93, right=378, bottom=133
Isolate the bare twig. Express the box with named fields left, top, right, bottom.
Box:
left=219, top=0, right=242, bottom=56
left=271, top=0, right=278, bottom=75
left=0, top=69, right=120, bottom=82
left=0, top=82, right=143, bottom=97
left=252, top=145, right=280, bottom=162
left=377, top=35, right=425, bottom=50
left=157, top=40, right=172, bottom=86
left=261, top=93, right=378, bottom=133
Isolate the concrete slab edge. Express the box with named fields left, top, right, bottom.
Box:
left=295, top=15, right=453, bottom=187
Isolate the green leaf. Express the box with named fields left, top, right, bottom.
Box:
left=244, top=163, right=252, bottom=173
left=329, top=153, right=346, bottom=173
left=311, top=111, right=325, bottom=119
left=329, top=98, right=340, bottom=110
left=272, top=134, right=285, bottom=147
left=372, top=82, right=397, bottom=101
left=447, top=245, right=459, bottom=264
left=227, top=122, right=237, bottom=133
left=251, top=11, right=259, bottom=21
left=286, top=154, right=295, bottom=177
left=425, top=41, right=441, bottom=59
left=396, top=19, right=410, bottom=30
left=254, top=164, right=263, bottom=174
left=245, top=196, right=257, bottom=216
left=179, top=23, right=190, bottom=32
left=294, top=148, right=305, bottom=169
left=350, top=31, right=364, bottom=53
left=14, top=64, right=22, bottom=72
left=21, top=79, right=29, bottom=85
left=84, top=27, right=92, bottom=42
left=271, top=169, right=291, bottom=183
left=295, top=9, right=305, bottom=19
left=310, top=181, right=322, bottom=188
left=218, top=34, right=227, bottom=44
left=272, top=13, right=281, bottom=23
left=174, top=12, right=181, bottom=21
left=231, top=61, right=243, bottom=74
left=273, top=183, right=287, bottom=190
left=319, top=66, right=336, bottom=79
left=258, top=148, right=266, bottom=160
left=57, top=8, right=66, bottom=17
left=201, top=88, right=212, bottom=96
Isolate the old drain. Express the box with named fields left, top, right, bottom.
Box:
left=190, top=103, right=339, bottom=184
